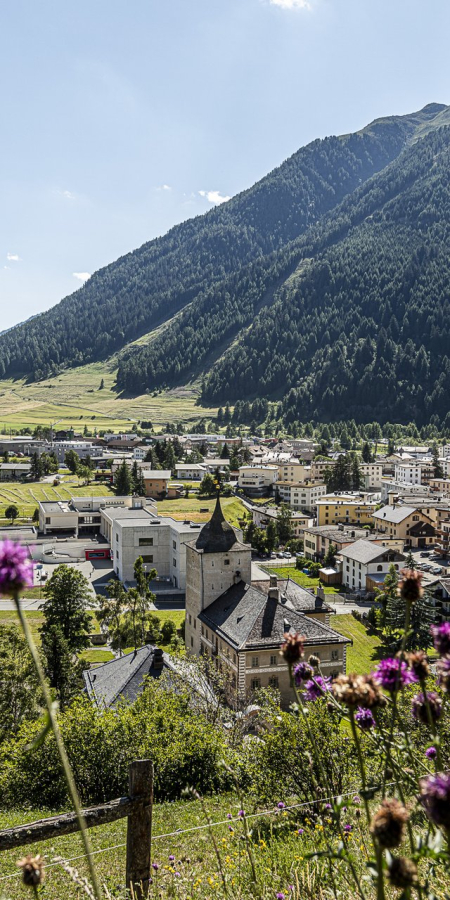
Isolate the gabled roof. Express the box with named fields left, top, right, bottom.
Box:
left=195, top=495, right=245, bottom=553
left=338, top=539, right=404, bottom=565
left=83, top=645, right=170, bottom=708
left=199, top=581, right=349, bottom=650
left=372, top=505, right=417, bottom=523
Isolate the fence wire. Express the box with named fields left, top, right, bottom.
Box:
left=0, top=782, right=395, bottom=883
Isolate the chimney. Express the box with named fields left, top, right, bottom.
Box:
left=316, top=584, right=325, bottom=604
left=153, top=647, right=164, bottom=671
left=268, top=573, right=280, bottom=601
left=233, top=569, right=242, bottom=584
left=388, top=491, right=396, bottom=507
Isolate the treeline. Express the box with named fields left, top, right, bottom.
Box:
left=0, top=110, right=424, bottom=381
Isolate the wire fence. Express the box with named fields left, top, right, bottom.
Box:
left=0, top=782, right=395, bottom=884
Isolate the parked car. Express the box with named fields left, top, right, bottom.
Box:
left=420, top=551, right=430, bottom=557
left=431, top=566, right=442, bottom=574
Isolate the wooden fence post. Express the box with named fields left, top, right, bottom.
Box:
left=126, top=759, right=153, bottom=898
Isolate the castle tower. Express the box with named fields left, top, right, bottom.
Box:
left=185, top=495, right=251, bottom=656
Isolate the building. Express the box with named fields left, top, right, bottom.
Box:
left=276, top=481, right=327, bottom=513
left=372, top=504, right=436, bottom=548
left=142, top=470, right=172, bottom=499
left=277, top=462, right=309, bottom=483
left=52, top=441, right=101, bottom=463
left=184, top=497, right=350, bottom=706
left=302, top=524, right=403, bottom=562
left=83, top=646, right=171, bottom=707
left=337, top=540, right=406, bottom=592
left=316, top=494, right=378, bottom=527
left=428, top=478, right=450, bottom=496
left=175, top=464, right=206, bottom=481
left=251, top=506, right=312, bottom=539
left=360, top=462, right=384, bottom=490
left=394, top=462, right=424, bottom=486
left=39, top=495, right=155, bottom=536
left=238, top=465, right=278, bottom=497
left=0, top=462, right=31, bottom=481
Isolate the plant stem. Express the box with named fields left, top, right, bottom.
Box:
left=13, top=593, right=102, bottom=900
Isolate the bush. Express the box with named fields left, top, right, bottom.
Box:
left=161, top=619, right=177, bottom=643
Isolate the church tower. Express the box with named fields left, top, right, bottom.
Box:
left=185, top=495, right=252, bottom=656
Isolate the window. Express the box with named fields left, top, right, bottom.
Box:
left=141, top=555, right=153, bottom=563
left=173, top=540, right=177, bottom=549
left=251, top=678, right=261, bottom=691
left=190, top=636, right=193, bottom=648
left=331, top=650, right=338, bottom=660
left=139, top=537, right=153, bottom=546
left=188, top=614, right=192, bottom=625
left=377, top=564, right=383, bottom=572
left=45, top=517, right=50, bottom=525
left=252, top=656, right=259, bottom=667
left=270, top=654, right=277, bottom=666
left=173, top=558, right=177, bottom=567
left=269, top=676, right=279, bottom=688
left=224, top=559, right=230, bottom=566
left=194, top=619, right=196, bottom=630
left=116, top=533, right=119, bottom=541
left=116, top=551, right=119, bottom=559
left=206, top=629, right=209, bottom=640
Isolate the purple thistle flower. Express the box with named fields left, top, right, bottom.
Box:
left=0, top=540, right=34, bottom=596
left=297, top=828, right=304, bottom=835
left=226, top=813, right=232, bottom=819
left=419, top=773, right=450, bottom=829
left=343, top=824, right=352, bottom=833
left=374, top=658, right=417, bottom=693
left=324, top=803, right=332, bottom=810
left=353, top=796, right=361, bottom=804
left=412, top=691, right=442, bottom=725
left=238, top=809, right=245, bottom=818
left=426, top=747, right=437, bottom=760
left=228, top=826, right=234, bottom=832
left=152, top=863, right=159, bottom=871
left=168, top=855, right=175, bottom=861
left=293, top=661, right=313, bottom=686
left=276, top=893, right=285, bottom=899
left=431, top=622, right=450, bottom=656
left=355, top=706, right=376, bottom=731
left=303, top=675, right=331, bottom=702
left=277, top=801, right=286, bottom=809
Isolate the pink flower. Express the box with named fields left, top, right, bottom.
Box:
left=0, top=540, right=34, bottom=596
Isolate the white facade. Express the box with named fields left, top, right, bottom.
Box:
left=395, top=463, right=423, bottom=486
left=338, top=541, right=406, bottom=591
left=175, top=464, right=206, bottom=481
left=277, top=481, right=327, bottom=512
left=238, top=465, right=278, bottom=496
left=39, top=495, right=155, bottom=535
left=360, top=463, right=384, bottom=489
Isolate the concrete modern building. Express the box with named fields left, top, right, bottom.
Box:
left=39, top=495, right=155, bottom=536
left=184, top=497, right=349, bottom=706
left=238, top=465, right=278, bottom=497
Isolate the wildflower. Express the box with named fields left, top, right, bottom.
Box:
left=238, top=809, right=245, bottom=818
left=355, top=706, right=376, bottom=731
left=370, top=799, right=409, bottom=848
left=280, top=632, right=305, bottom=665
left=411, top=691, right=442, bottom=725
left=303, top=675, right=331, bottom=702
left=343, top=824, right=352, bottom=833
left=419, top=773, right=450, bottom=829
left=152, top=863, right=159, bottom=871
left=398, top=568, right=423, bottom=603
left=169, top=855, right=175, bottom=861
left=276, top=893, right=285, bottom=899
left=436, top=655, right=450, bottom=693
left=293, top=661, right=313, bottom=686
left=405, top=650, right=429, bottom=680
left=353, top=796, right=361, bottom=804
left=308, top=654, right=320, bottom=669
left=175, top=872, right=181, bottom=877
left=431, top=621, right=450, bottom=656
left=388, top=856, right=418, bottom=889
left=226, top=813, right=232, bottom=819
left=288, top=886, right=294, bottom=892
left=426, top=746, right=437, bottom=760
left=332, top=672, right=385, bottom=708
left=324, top=803, right=332, bottom=810
left=17, top=854, right=45, bottom=887
left=297, top=828, right=304, bottom=835
left=374, top=657, right=417, bottom=693
left=277, top=801, right=286, bottom=809
left=0, top=540, right=34, bottom=596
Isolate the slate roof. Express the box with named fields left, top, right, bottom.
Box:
left=339, top=539, right=403, bottom=565
left=254, top=578, right=332, bottom=614
left=83, top=645, right=172, bottom=708
left=195, top=495, right=245, bottom=553
left=372, top=505, right=417, bottom=524
left=199, top=582, right=349, bottom=651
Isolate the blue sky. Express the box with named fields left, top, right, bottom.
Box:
left=2, top=0, right=450, bottom=331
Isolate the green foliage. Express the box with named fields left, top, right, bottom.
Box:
left=199, top=473, right=217, bottom=496
left=5, top=504, right=19, bottom=523
left=64, top=449, right=79, bottom=474
left=114, top=459, right=132, bottom=495
left=276, top=503, right=293, bottom=545
left=0, top=625, right=42, bottom=742
left=41, top=624, right=84, bottom=709
left=41, top=565, right=92, bottom=652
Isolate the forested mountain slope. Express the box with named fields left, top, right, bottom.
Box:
left=0, top=103, right=445, bottom=382
left=202, top=126, right=450, bottom=426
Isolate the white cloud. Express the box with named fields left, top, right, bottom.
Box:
left=161, top=184, right=171, bottom=191
left=6, top=252, right=21, bottom=261
left=269, top=0, right=311, bottom=9
left=199, top=190, right=231, bottom=205
left=73, top=272, right=91, bottom=282
left=62, top=189, right=76, bottom=199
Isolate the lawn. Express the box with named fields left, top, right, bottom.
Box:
left=0, top=474, right=115, bottom=524
left=157, top=496, right=246, bottom=528
left=80, top=648, right=115, bottom=665
left=0, top=610, right=100, bottom=645
left=266, top=566, right=341, bottom=595
left=331, top=614, right=383, bottom=674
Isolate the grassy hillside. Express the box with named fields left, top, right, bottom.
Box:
left=0, top=474, right=116, bottom=524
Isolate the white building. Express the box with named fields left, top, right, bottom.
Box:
left=276, top=481, right=327, bottom=513
left=238, top=465, right=278, bottom=497
left=39, top=495, right=155, bottom=536
left=277, top=462, right=309, bottom=483
left=175, top=464, right=207, bottom=481
left=360, top=462, right=384, bottom=489
left=337, top=540, right=406, bottom=592
left=395, top=462, right=423, bottom=486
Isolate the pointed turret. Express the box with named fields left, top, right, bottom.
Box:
left=195, top=494, right=238, bottom=553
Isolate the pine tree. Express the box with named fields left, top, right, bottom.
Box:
left=115, top=460, right=132, bottom=495
left=30, top=452, right=43, bottom=480
left=41, top=624, right=83, bottom=709
left=351, top=454, right=363, bottom=490
left=432, top=442, right=444, bottom=478
left=362, top=442, right=372, bottom=463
